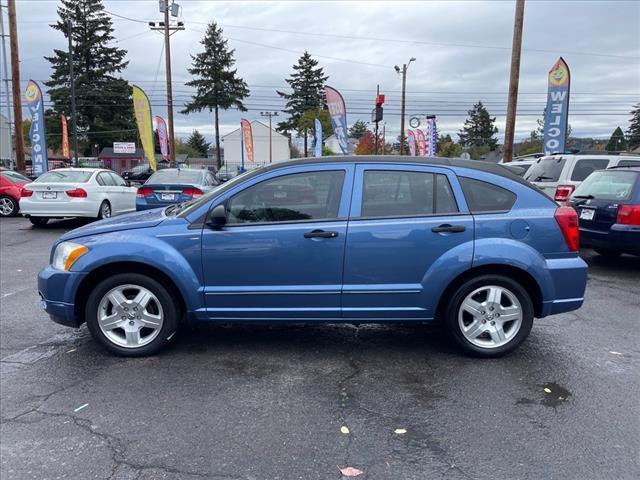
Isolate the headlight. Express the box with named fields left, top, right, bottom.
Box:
left=52, top=242, right=89, bottom=271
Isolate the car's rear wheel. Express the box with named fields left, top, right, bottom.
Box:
left=97, top=201, right=111, bottom=220
left=85, top=273, right=179, bottom=356
left=29, top=217, right=49, bottom=227
left=444, top=275, right=534, bottom=357
left=594, top=248, right=622, bottom=258
left=0, top=195, right=18, bottom=217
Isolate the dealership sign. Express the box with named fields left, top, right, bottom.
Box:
left=113, top=142, right=136, bottom=154
left=543, top=57, right=571, bottom=155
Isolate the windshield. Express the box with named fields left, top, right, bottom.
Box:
left=35, top=170, right=93, bottom=183
left=146, top=169, right=203, bottom=185
left=524, top=157, right=566, bottom=182
left=572, top=170, right=637, bottom=201
left=1, top=171, right=30, bottom=183
left=175, top=170, right=252, bottom=218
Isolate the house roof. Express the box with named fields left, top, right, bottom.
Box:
left=222, top=120, right=288, bottom=140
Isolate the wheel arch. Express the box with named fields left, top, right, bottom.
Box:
left=435, top=264, right=544, bottom=320
left=74, top=261, right=187, bottom=326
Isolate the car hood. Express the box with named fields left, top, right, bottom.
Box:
left=60, top=208, right=167, bottom=241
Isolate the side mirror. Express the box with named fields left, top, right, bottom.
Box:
left=207, top=204, right=227, bottom=229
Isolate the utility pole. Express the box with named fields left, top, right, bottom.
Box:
left=7, top=0, right=24, bottom=170
left=503, top=0, right=525, bottom=163
left=260, top=111, right=278, bottom=163
left=395, top=57, right=415, bottom=155
left=67, top=20, right=79, bottom=166
left=150, top=1, right=184, bottom=166
left=1, top=2, right=14, bottom=167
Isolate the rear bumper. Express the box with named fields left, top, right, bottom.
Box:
left=38, top=265, right=87, bottom=328
left=540, top=256, right=588, bottom=317
left=135, top=201, right=170, bottom=211
left=19, top=198, right=100, bottom=218
left=579, top=225, right=640, bottom=254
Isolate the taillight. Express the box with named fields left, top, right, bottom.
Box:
left=555, top=206, right=579, bottom=252
left=617, top=205, right=640, bottom=225
left=66, top=188, right=88, bottom=198
left=137, top=187, right=153, bottom=198
left=20, top=188, right=33, bottom=197
left=554, top=184, right=575, bottom=204
left=183, top=187, right=203, bottom=198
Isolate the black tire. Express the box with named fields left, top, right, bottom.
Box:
left=0, top=195, right=19, bottom=217
left=594, top=248, right=622, bottom=258
left=85, top=273, right=180, bottom=356
left=97, top=200, right=111, bottom=220
left=29, top=217, right=49, bottom=227
left=444, top=274, right=534, bottom=358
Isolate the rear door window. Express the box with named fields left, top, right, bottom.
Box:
left=524, top=157, right=566, bottom=182
left=98, top=172, right=116, bottom=186
left=570, top=159, right=610, bottom=181
left=459, top=177, right=517, bottom=213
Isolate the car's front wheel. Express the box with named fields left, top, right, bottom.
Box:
left=85, top=273, right=179, bottom=356
left=444, top=275, right=533, bottom=357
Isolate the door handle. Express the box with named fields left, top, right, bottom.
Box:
left=431, top=224, right=466, bottom=233
left=304, top=229, right=339, bottom=239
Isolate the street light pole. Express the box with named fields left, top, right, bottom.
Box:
left=396, top=57, right=415, bottom=155
left=260, top=111, right=278, bottom=163
left=67, top=20, right=79, bottom=166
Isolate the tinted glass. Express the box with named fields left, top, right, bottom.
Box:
left=147, top=169, right=203, bottom=185
left=109, top=172, right=127, bottom=186
left=98, top=172, right=116, bottom=186
left=524, top=157, right=566, bottom=182
left=1, top=171, right=30, bottom=183
left=363, top=171, right=434, bottom=217
left=570, top=158, right=610, bottom=181
left=35, top=170, right=93, bottom=183
left=616, top=159, right=640, bottom=168
left=227, top=170, right=345, bottom=224
left=436, top=174, right=458, bottom=214
left=503, top=164, right=531, bottom=176
left=459, top=177, right=517, bottom=213
left=572, top=170, right=637, bottom=201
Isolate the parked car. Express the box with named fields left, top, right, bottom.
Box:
left=0, top=169, right=31, bottom=217
left=19, top=168, right=137, bottom=226
left=524, top=152, right=640, bottom=203
left=502, top=159, right=535, bottom=177
left=121, top=161, right=188, bottom=185
left=136, top=168, right=219, bottom=211
left=38, top=157, right=587, bottom=357
left=569, top=166, right=640, bottom=257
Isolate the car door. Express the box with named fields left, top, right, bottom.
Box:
left=201, top=163, right=355, bottom=319
left=108, top=172, right=136, bottom=213
left=95, top=171, right=119, bottom=211
left=342, top=164, right=474, bottom=319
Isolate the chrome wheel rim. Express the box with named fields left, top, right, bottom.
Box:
left=0, top=198, right=14, bottom=216
left=458, top=285, right=523, bottom=349
left=101, top=203, right=111, bottom=218
left=97, top=284, right=164, bottom=348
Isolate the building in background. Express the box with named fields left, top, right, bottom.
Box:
left=222, top=120, right=289, bottom=172
left=325, top=134, right=357, bottom=155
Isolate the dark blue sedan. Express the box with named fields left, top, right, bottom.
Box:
left=570, top=166, right=640, bottom=257
left=136, top=168, right=219, bottom=211
left=38, top=156, right=588, bottom=357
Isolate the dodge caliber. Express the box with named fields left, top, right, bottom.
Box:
left=38, top=157, right=588, bottom=357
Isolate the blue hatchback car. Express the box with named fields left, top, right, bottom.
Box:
left=38, top=157, right=588, bottom=357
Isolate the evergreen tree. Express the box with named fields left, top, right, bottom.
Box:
left=276, top=52, right=328, bottom=156
left=458, top=101, right=498, bottom=150
left=349, top=120, right=369, bottom=139
left=626, top=103, right=640, bottom=150
left=45, top=0, right=135, bottom=155
left=182, top=22, right=249, bottom=169
left=187, top=130, right=211, bottom=157
left=606, top=126, right=627, bottom=152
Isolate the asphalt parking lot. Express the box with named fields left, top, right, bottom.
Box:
left=1, top=216, right=638, bottom=480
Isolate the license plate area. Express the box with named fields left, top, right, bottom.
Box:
left=579, top=208, right=595, bottom=220
left=160, top=193, right=175, bottom=201
left=42, top=191, right=57, bottom=199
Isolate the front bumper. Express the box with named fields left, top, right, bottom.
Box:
left=579, top=225, right=640, bottom=254
left=38, top=265, right=87, bottom=328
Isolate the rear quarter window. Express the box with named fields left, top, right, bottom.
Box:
left=459, top=177, right=517, bottom=213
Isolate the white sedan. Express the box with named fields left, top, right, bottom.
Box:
left=19, top=168, right=137, bottom=227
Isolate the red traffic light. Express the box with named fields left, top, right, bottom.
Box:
left=376, top=94, right=385, bottom=107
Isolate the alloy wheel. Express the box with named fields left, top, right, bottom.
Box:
left=97, top=284, right=164, bottom=348
left=457, top=285, right=523, bottom=349
left=0, top=197, right=15, bottom=216
left=101, top=202, right=111, bottom=218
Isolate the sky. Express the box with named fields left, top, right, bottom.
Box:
left=5, top=0, right=640, bottom=146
